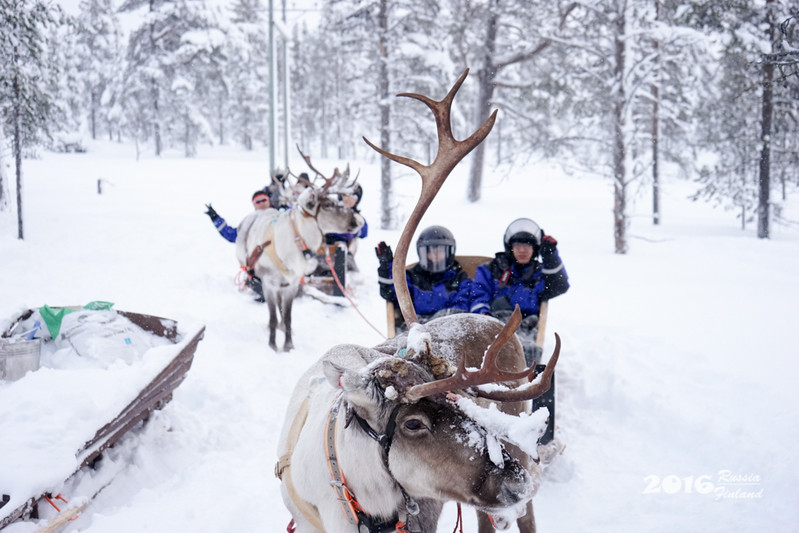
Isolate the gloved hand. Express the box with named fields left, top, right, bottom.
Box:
left=375, top=241, right=393, bottom=278
left=540, top=233, right=558, bottom=257
left=205, top=203, right=219, bottom=222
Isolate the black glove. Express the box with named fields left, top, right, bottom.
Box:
left=205, top=203, right=219, bottom=222
left=375, top=241, right=393, bottom=278
left=540, top=233, right=558, bottom=257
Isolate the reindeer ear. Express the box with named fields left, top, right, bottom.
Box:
left=322, top=344, right=382, bottom=390
left=323, top=360, right=367, bottom=391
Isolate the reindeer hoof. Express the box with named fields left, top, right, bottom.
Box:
left=282, top=342, right=294, bottom=352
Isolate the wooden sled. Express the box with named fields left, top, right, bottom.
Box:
left=0, top=308, right=205, bottom=531
left=302, top=243, right=349, bottom=298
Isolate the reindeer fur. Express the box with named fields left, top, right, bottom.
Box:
left=277, top=314, right=540, bottom=533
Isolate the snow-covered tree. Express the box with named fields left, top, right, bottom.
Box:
left=74, top=0, right=123, bottom=140
left=686, top=0, right=799, bottom=237
left=311, top=0, right=450, bottom=229
left=0, top=0, right=62, bottom=239
left=226, top=0, right=269, bottom=150
left=119, top=0, right=224, bottom=156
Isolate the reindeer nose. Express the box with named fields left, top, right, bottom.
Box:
left=498, top=467, right=534, bottom=506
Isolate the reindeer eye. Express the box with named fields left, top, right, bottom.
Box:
left=404, top=419, right=426, bottom=432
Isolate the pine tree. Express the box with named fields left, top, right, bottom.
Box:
left=119, top=0, right=224, bottom=156
left=226, top=0, right=269, bottom=151
left=685, top=0, right=799, bottom=236
left=75, top=0, right=123, bottom=141
left=0, top=0, right=62, bottom=239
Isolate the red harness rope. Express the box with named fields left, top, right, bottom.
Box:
left=323, top=254, right=386, bottom=340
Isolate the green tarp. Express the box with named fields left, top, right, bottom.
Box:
left=39, top=301, right=115, bottom=339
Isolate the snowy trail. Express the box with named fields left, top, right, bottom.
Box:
left=1, top=143, right=796, bottom=532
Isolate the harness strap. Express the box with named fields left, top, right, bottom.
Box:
left=246, top=240, right=272, bottom=271
left=247, top=218, right=291, bottom=275
left=275, top=398, right=327, bottom=532
left=325, top=396, right=362, bottom=525
left=289, top=207, right=317, bottom=258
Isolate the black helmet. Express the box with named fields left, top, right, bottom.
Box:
left=416, top=225, right=456, bottom=273
left=503, top=218, right=542, bottom=255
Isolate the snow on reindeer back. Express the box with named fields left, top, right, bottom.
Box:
left=0, top=310, right=183, bottom=518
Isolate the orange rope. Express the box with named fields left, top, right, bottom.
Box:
left=234, top=266, right=250, bottom=291
left=323, top=254, right=386, bottom=340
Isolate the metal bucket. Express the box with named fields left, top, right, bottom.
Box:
left=0, top=338, right=42, bottom=382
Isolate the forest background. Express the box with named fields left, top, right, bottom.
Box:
left=1, top=0, right=799, bottom=252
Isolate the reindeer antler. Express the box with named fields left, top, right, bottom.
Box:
left=404, top=308, right=559, bottom=402
left=474, top=332, right=561, bottom=402
left=364, top=69, right=497, bottom=327
left=296, top=145, right=344, bottom=192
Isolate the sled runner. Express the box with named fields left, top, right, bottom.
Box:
left=0, top=307, right=204, bottom=531
left=302, top=243, right=350, bottom=298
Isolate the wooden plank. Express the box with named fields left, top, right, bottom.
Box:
left=34, top=500, right=88, bottom=533
left=0, top=315, right=204, bottom=531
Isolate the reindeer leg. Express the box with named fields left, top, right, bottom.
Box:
left=516, top=501, right=536, bottom=533
left=282, top=291, right=294, bottom=352
left=267, top=297, right=279, bottom=351
left=476, top=511, right=494, bottom=533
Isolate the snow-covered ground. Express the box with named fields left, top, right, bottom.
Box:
left=0, top=140, right=796, bottom=532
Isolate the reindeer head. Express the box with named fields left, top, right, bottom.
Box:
left=292, top=150, right=364, bottom=236
left=321, top=324, right=542, bottom=513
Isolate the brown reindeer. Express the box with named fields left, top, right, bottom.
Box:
left=276, top=69, right=559, bottom=532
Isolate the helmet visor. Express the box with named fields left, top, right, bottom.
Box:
left=418, top=244, right=452, bottom=273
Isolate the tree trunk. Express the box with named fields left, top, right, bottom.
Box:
left=651, top=0, right=660, bottom=226
left=613, top=3, right=627, bottom=254
left=90, top=89, right=98, bottom=140
left=0, top=122, right=6, bottom=210
left=757, top=0, right=775, bottom=239
left=467, top=5, right=498, bottom=203
left=149, top=0, right=161, bottom=156
left=13, top=70, right=24, bottom=240
left=378, top=0, right=393, bottom=229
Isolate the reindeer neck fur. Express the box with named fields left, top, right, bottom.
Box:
left=286, top=376, right=408, bottom=531
left=334, top=398, right=410, bottom=520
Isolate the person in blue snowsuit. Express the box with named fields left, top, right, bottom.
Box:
left=204, top=190, right=272, bottom=243
left=376, top=226, right=471, bottom=330
left=204, top=190, right=273, bottom=302
left=471, top=217, right=569, bottom=365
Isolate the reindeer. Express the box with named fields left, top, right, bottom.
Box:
left=275, top=70, right=560, bottom=533
left=237, top=156, right=364, bottom=351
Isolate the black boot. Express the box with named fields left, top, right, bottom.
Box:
left=247, top=271, right=265, bottom=303
left=532, top=363, right=555, bottom=445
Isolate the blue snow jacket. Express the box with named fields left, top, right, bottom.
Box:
left=379, top=261, right=472, bottom=317
left=325, top=218, right=368, bottom=245
left=471, top=249, right=569, bottom=319
left=213, top=216, right=238, bottom=243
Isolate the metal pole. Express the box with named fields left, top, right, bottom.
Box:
left=281, top=0, right=290, bottom=170
left=268, top=0, right=276, bottom=175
